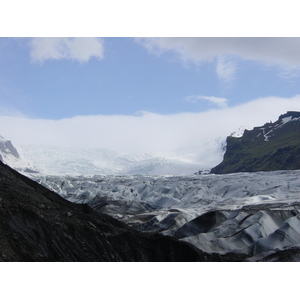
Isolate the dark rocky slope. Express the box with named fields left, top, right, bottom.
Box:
left=0, top=161, right=244, bottom=262
left=211, top=111, right=300, bottom=174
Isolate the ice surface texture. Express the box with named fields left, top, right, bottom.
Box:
left=31, top=170, right=300, bottom=260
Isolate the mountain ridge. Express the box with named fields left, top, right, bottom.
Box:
left=211, top=111, right=300, bottom=174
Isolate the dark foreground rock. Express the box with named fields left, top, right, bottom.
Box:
left=0, top=161, right=244, bottom=262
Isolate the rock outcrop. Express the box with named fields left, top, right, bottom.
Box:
left=211, top=111, right=300, bottom=174
left=0, top=135, right=37, bottom=174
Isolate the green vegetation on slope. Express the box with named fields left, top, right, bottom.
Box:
left=211, top=111, right=300, bottom=174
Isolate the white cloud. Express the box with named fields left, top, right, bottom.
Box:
left=29, top=37, right=105, bottom=63
left=184, top=95, right=228, bottom=109
left=278, top=67, right=300, bottom=81
left=136, top=37, right=300, bottom=81
left=136, top=37, right=300, bottom=66
left=1, top=95, right=300, bottom=164
left=216, top=55, right=237, bottom=83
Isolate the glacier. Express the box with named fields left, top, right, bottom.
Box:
left=18, top=141, right=225, bottom=176
left=29, top=169, right=300, bottom=261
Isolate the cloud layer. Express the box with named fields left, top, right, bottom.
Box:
left=29, top=38, right=105, bottom=63
left=1, top=95, right=300, bottom=164
left=136, top=37, right=300, bottom=81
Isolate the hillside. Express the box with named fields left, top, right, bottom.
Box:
left=211, top=111, right=300, bottom=174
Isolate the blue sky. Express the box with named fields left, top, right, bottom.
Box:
left=1, top=37, right=300, bottom=119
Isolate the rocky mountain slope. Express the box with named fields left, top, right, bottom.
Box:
left=0, top=160, right=244, bottom=262
left=211, top=111, right=300, bottom=174
left=0, top=135, right=37, bottom=174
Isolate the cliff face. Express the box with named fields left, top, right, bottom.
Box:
left=0, top=136, right=19, bottom=159
left=0, top=135, right=37, bottom=174
left=0, top=160, right=240, bottom=262
left=211, top=111, right=300, bottom=174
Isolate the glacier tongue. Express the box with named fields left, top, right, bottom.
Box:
left=30, top=169, right=300, bottom=260
left=32, top=170, right=300, bottom=212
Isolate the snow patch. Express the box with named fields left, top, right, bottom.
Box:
left=281, top=116, right=293, bottom=124
left=230, top=126, right=248, bottom=138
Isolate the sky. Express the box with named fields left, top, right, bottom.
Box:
left=1, top=37, right=300, bottom=119
left=1, top=37, right=300, bottom=156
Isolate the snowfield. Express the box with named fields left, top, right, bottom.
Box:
left=30, top=169, right=300, bottom=260
left=17, top=137, right=225, bottom=176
